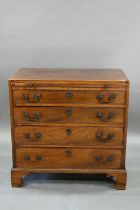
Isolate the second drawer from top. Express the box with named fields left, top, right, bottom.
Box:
left=14, top=107, right=125, bottom=125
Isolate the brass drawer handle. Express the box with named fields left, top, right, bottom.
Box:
left=23, top=112, right=40, bottom=121
left=23, top=93, right=41, bottom=103
left=95, top=156, right=102, bottom=161
left=66, top=128, right=72, bottom=136
left=24, top=155, right=31, bottom=161
left=65, top=108, right=72, bottom=117
left=107, top=155, right=113, bottom=161
left=95, top=156, right=113, bottom=161
left=96, top=112, right=115, bottom=122
left=36, top=155, right=42, bottom=161
left=66, top=90, right=73, bottom=99
left=66, top=148, right=72, bottom=157
left=96, top=131, right=114, bottom=142
left=24, top=132, right=41, bottom=141
left=97, top=93, right=116, bottom=104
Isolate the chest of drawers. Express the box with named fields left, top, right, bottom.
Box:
left=9, top=68, right=129, bottom=189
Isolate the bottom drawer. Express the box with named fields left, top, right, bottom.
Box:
left=16, top=148, right=122, bottom=169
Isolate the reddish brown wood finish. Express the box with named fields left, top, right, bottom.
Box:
left=14, top=107, right=125, bottom=125
left=9, top=68, right=129, bottom=189
left=13, top=89, right=125, bottom=105
left=9, top=68, right=129, bottom=83
left=14, top=126, right=124, bottom=146
left=15, top=148, right=122, bottom=169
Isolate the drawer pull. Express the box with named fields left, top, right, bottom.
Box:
left=24, top=155, right=31, bottom=161
left=96, top=156, right=113, bottom=162
left=24, top=132, right=41, bottom=141
left=36, top=155, right=42, bottom=161
left=65, top=108, right=72, bottom=117
left=66, top=128, right=72, bottom=136
left=23, top=112, right=40, bottom=121
left=97, top=93, right=116, bottom=104
left=66, top=148, right=72, bottom=157
left=23, top=93, right=41, bottom=103
left=96, top=112, right=115, bottom=122
left=96, top=131, right=114, bottom=142
left=66, top=90, right=73, bottom=99
left=107, top=155, right=113, bottom=161
left=95, top=156, right=102, bottom=161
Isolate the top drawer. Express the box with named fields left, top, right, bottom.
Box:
left=13, top=89, right=125, bottom=106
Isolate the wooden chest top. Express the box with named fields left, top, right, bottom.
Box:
left=9, top=68, right=129, bottom=84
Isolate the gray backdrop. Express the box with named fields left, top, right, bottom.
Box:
left=0, top=1, right=140, bottom=210
left=0, top=0, right=140, bottom=134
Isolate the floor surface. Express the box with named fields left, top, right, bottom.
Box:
left=0, top=129, right=140, bottom=210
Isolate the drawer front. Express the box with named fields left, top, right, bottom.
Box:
left=13, top=89, right=125, bottom=105
left=16, top=148, right=122, bottom=169
left=14, top=126, right=124, bottom=146
left=14, top=107, right=125, bottom=125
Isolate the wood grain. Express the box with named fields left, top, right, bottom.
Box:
left=14, top=126, right=124, bottom=146
left=13, top=89, right=125, bottom=105
left=15, top=147, right=122, bottom=170
left=14, top=107, right=125, bottom=125
left=9, top=68, right=129, bottom=83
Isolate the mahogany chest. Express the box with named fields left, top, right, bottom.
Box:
left=9, top=68, right=129, bottom=189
